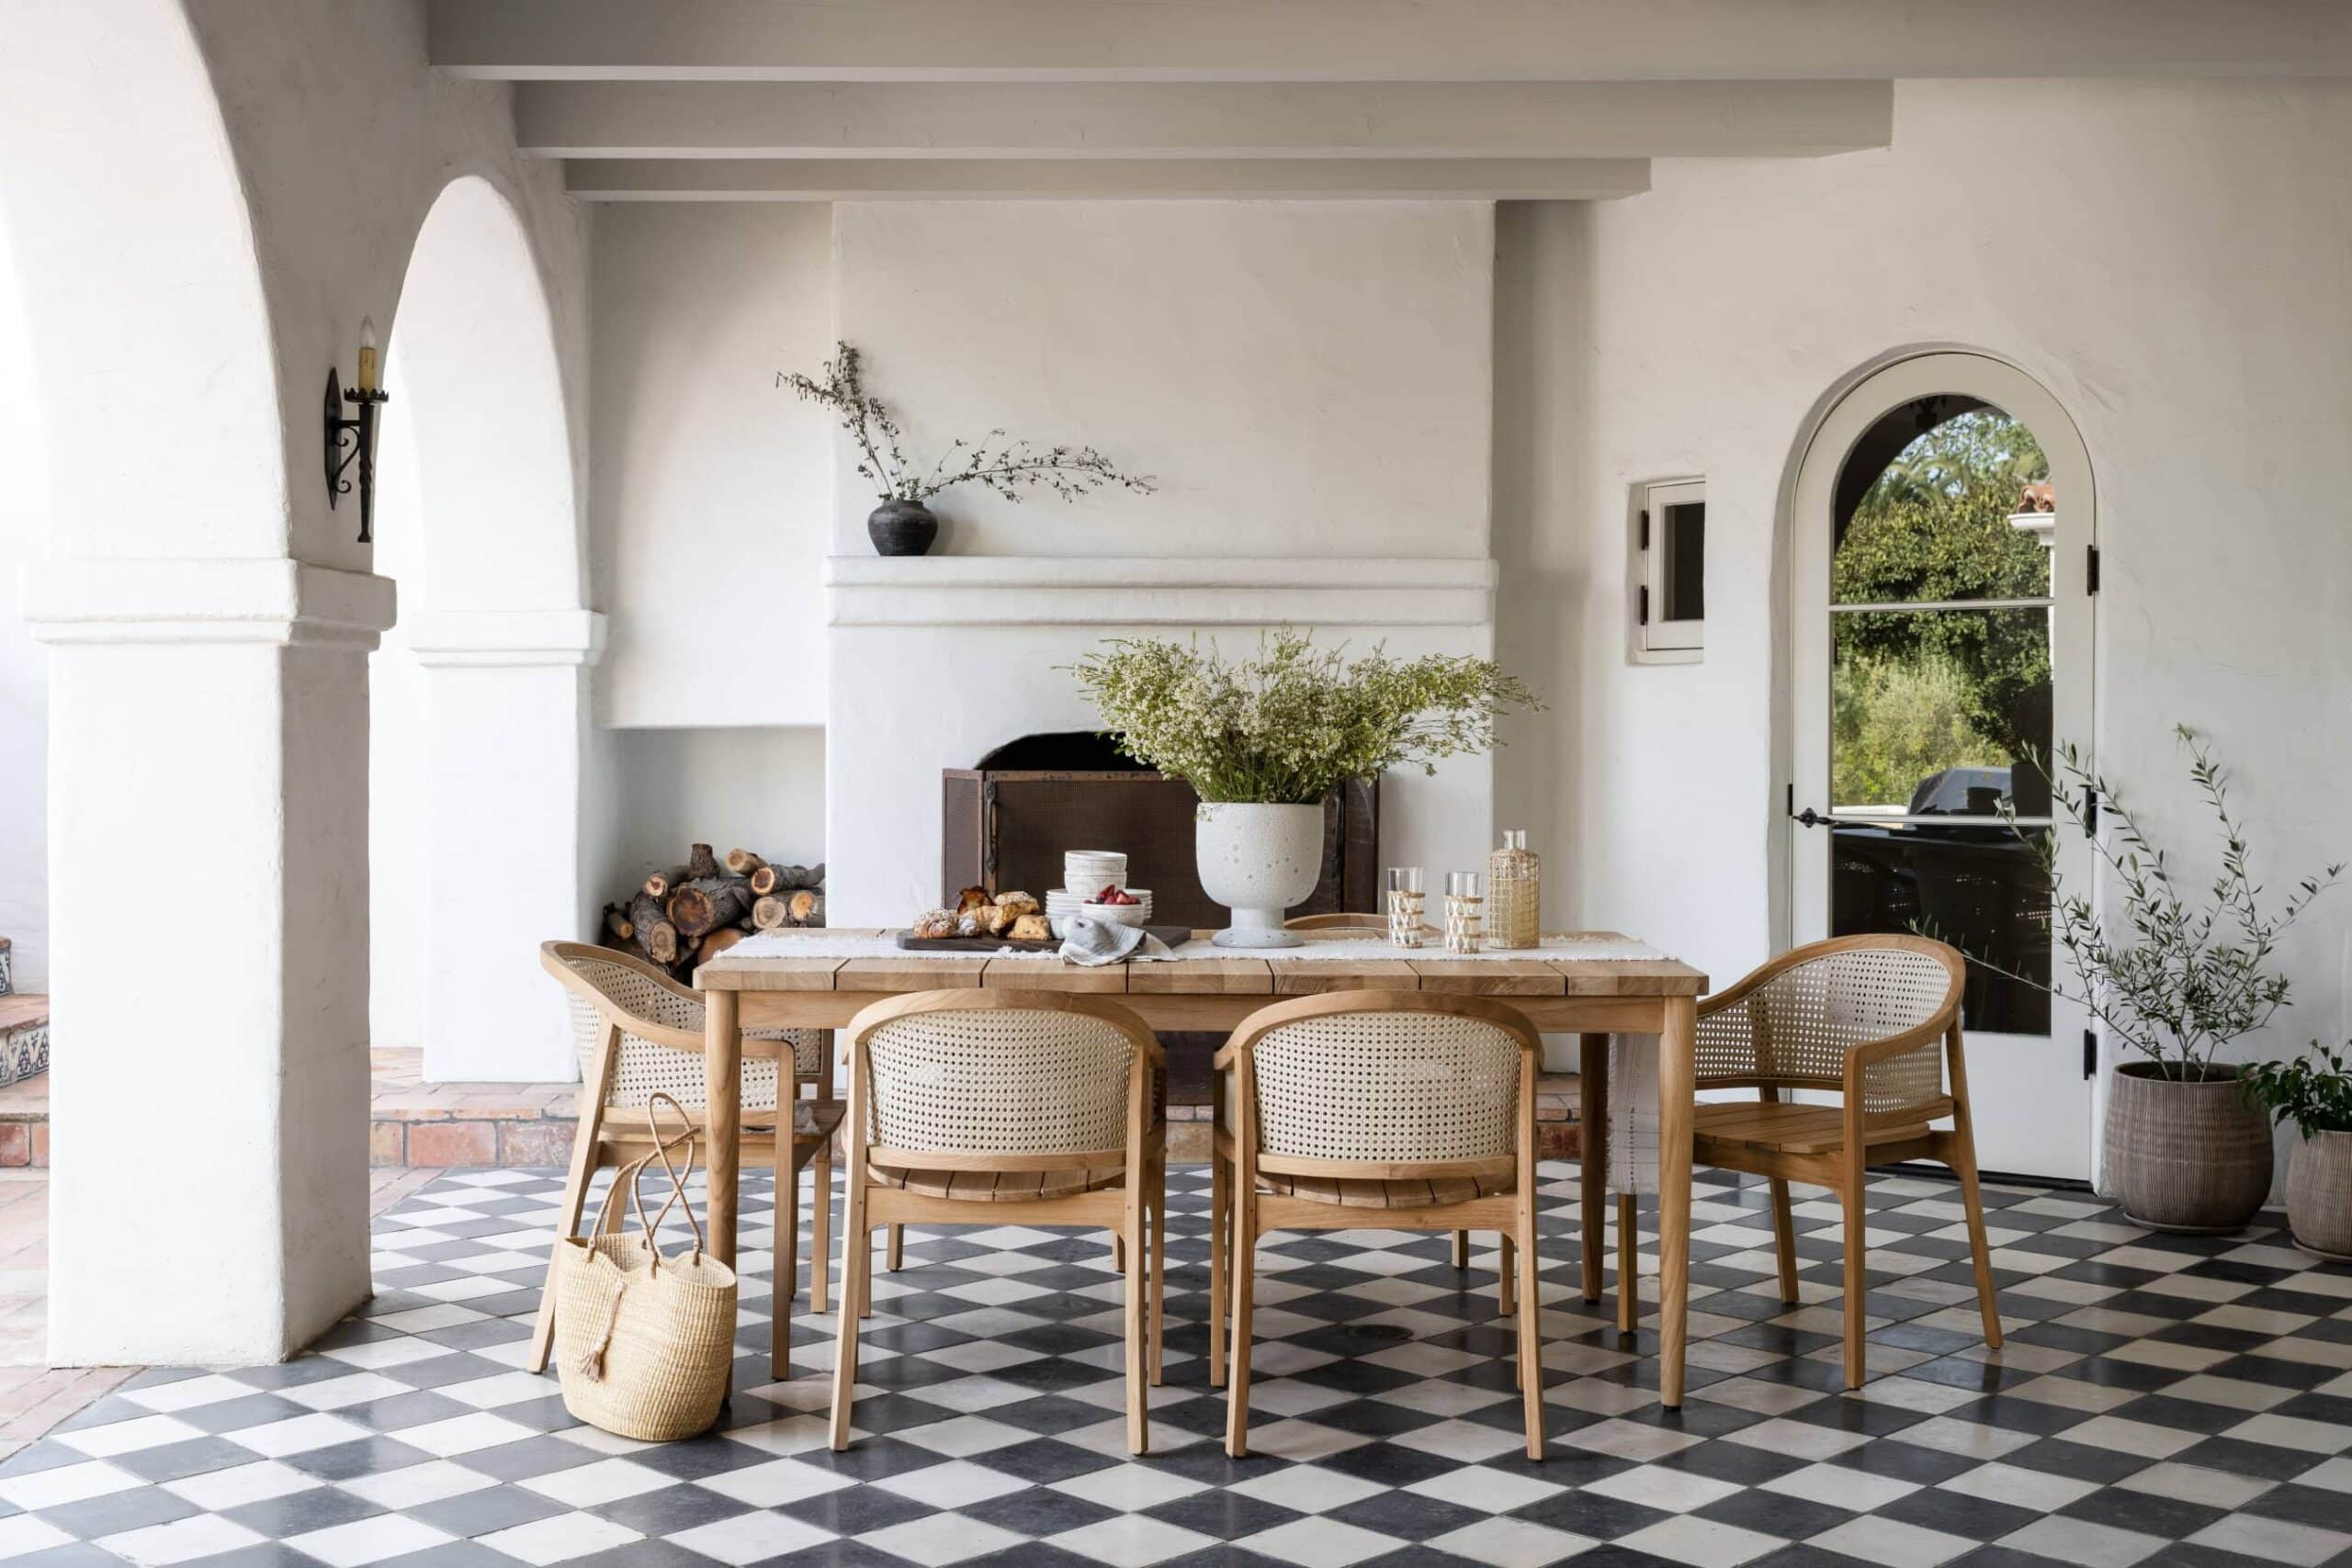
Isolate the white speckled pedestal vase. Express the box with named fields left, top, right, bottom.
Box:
left=1197, top=803, right=1324, bottom=949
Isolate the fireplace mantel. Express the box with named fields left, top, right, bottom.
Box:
left=824, top=555, right=1495, bottom=628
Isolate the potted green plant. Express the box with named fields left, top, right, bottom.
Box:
left=2244, top=1041, right=2352, bottom=1259
left=1072, top=631, right=1540, bottom=947
left=779, top=342, right=1154, bottom=556
left=1956, top=728, right=2339, bottom=1232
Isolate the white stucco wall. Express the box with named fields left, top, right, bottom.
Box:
left=605, top=727, right=828, bottom=889
left=0, top=219, right=47, bottom=993
left=1494, top=79, right=2352, bottom=1087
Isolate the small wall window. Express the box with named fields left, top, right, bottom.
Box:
left=1633, top=478, right=1705, bottom=661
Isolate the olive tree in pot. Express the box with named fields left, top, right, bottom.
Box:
left=1073, top=631, right=1540, bottom=948
left=2244, top=1042, right=2352, bottom=1259
left=1951, top=728, right=2340, bottom=1232
left=779, top=343, right=1153, bottom=556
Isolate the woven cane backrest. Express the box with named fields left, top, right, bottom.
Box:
left=1696, top=943, right=1955, bottom=1115
left=860, top=1008, right=1136, bottom=1157
left=548, top=945, right=822, bottom=1113
left=1249, top=1011, right=1521, bottom=1162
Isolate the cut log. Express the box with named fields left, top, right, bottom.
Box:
left=752, top=895, right=790, bottom=931
left=750, top=862, right=823, bottom=896
left=686, top=842, right=721, bottom=880
left=604, top=905, right=636, bottom=944
left=668, top=875, right=752, bottom=940
left=696, top=926, right=746, bottom=966
left=628, top=892, right=680, bottom=965
left=786, top=888, right=826, bottom=927
left=724, top=847, right=766, bottom=877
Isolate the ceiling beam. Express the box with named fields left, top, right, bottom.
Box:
left=435, top=0, right=2352, bottom=82
left=514, top=80, right=1891, bottom=160
left=563, top=157, right=1652, bottom=201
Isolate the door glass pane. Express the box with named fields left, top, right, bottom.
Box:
left=1830, top=822, right=2051, bottom=1033
left=1660, top=501, right=1704, bottom=622
left=1833, top=408, right=2052, bottom=604
left=1832, top=607, right=2051, bottom=814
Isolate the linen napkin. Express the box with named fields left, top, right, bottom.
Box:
left=1058, top=917, right=1178, bottom=966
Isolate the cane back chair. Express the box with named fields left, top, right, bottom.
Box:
left=533, top=942, right=843, bottom=1380
left=831, top=989, right=1168, bottom=1455
left=1214, top=990, right=1549, bottom=1460
left=1625, top=933, right=2002, bottom=1388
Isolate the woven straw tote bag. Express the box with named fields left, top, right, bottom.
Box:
left=552, top=1093, right=739, bottom=1440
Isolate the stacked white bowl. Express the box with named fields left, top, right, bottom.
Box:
left=1063, top=851, right=1128, bottom=896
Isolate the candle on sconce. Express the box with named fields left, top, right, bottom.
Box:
left=356, top=317, right=379, bottom=394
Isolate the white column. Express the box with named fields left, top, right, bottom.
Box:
left=406, top=610, right=605, bottom=1083
left=25, top=558, right=394, bottom=1366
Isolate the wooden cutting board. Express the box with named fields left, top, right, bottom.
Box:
left=894, top=924, right=1192, bottom=953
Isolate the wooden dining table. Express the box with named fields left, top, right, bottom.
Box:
left=695, top=929, right=1709, bottom=1405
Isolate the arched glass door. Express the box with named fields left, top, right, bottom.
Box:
left=1791, top=354, right=2096, bottom=1181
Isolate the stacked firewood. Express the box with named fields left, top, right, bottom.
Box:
left=602, top=842, right=826, bottom=979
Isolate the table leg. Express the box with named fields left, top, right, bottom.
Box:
left=1657, top=995, right=1695, bottom=1408
left=705, top=987, right=742, bottom=1270
left=1578, top=1032, right=1609, bottom=1304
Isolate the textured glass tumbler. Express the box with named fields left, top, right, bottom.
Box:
left=1385, top=867, right=1426, bottom=948
left=1443, top=871, right=1485, bottom=955
left=1488, top=829, right=1541, bottom=949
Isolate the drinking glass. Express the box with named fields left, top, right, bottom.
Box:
left=1385, top=866, right=1426, bottom=947
left=1443, top=871, right=1485, bottom=954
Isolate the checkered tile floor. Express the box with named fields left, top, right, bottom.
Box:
left=4, top=1166, right=2350, bottom=1567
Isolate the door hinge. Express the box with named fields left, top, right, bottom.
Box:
left=2082, top=1028, right=2098, bottom=1079
left=1637, top=585, right=1650, bottom=626
left=1638, top=509, right=1650, bottom=550
left=2086, top=543, right=2101, bottom=593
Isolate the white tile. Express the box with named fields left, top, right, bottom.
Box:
left=1611, top=1515, right=1784, bottom=1567
left=368, top=1303, right=487, bottom=1333
left=1228, top=1463, right=1387, bottom=1514
left=437, top=1371, right=563, bottom=1408
left=119, top=1373, right=263, bottom=1413
left=1231, top=1517, right=1406, bottom=1568
left=225, top=1412, right=373, bottom=1457
left=1404, top=1466, right=1564, bottom=1513
left=1043, top=1515, right=1219, bottom=1568
left=1762, top=1461, right=1918, bottom=1511
left=0, top=1458, right=145, bottom=1509
left=160, top=1459, right=320, bottom=1511
left=96, top=1513, right=267, bottom=1567
left=51, top=1413, right=204, bottom=1457
left=285, top=1514, right=459, bottom=1567
left=854, top=1514, right=1028, bottom=1566
left=1231, top=1418, right=1373, bottom=1462
left=338, top=1459, right=497, bottom=1509
left=664, top=1511, right=836, bottom=1565
left=476, top=1513, right=646, bottom=1564
left=1580, top=1463, right=1742, bottom=1514
left=2114, top=1461, right=2275, bottom=1510
left=1807, top=1515, right=1974, bottom=1568
left=1050, top=1464, right=1209, bottom=1513
left=696, top=1457, right=858, bottom=1506
left=2225, top=1412, right=2352, bottom=1452
left=1996, top=1515, right=2167, bottom=1568
left=2186, top=1513, right=2352, bottom=1567
left=1722, top=1416, right=1871, bottom=1461
left=389, top=1411, right=542, bottom=1456
left=870, top=1459, right=1031, bottom=1508
left=1426, top=1517, right=1599, bottom=1567
left=1889, top=1416, right=2039, bottom=1461
left=282, top=1372, right=416, bottom=1411
left=315, top=1337, right=452, bottom=1371
left=0, top=1515, right=74, bottom=1558
left=1939, top=1461, right=2099, bottom=1513
left=1553, top=1416, right=1704, bottom=1463
left=519, top=1457, right=677, bottom=1506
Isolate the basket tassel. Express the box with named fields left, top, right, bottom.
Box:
left=573, top=1282, right=627, bottom=1382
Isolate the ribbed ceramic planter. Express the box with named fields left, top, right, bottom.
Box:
left=1196, top=803, right=1323, bottom=949
left=2103, top=1061, right=2274, bottom=1234
left=2285, top=1129, right=2352, bottom=1260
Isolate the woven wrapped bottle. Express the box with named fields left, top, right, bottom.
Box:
left=1487, top=830, right=1541, bottom=949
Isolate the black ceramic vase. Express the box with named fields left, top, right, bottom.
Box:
left=867, top=499, right=939, bottom=557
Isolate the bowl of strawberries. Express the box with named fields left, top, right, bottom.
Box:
left=1079, top=885, right=1153, bottom=929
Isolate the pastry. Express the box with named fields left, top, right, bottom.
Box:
left=1008, top=913, right=1052, bottom=942
left=993, top=892, right=1041, bottom=919
left=956, top=909, right=989, bottom=937
left=956, top=885, right=991, bottom=913
left=911, top=908, right=957, bottom=939
left=977, top=902, right=1016, bottom=936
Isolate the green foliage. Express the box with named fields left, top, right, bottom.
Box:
left=1070, top=630, right=1542, bottom=805
left=1833, top=412, right=2052, bottom=759
left=1833, top=649, right=2006, bottom=807
left=778, top=341, right=1155, bottom=505
left=2244, top=1040, right=2352, bottom=1137
left=1949, top=729, right=2344, bottom=1079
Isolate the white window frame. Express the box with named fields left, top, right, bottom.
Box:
left=1631, top=478, right=1705, bottom=662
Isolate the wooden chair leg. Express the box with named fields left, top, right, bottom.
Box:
left=1208, top=1153, right=1229, bottom=1388
left=1111, top=1234, right=1125, bottom=1271
left=1498, top=1234, right=1516, bottom=1316
left=1840, top=1150, right=1870, bottom=1389
left=1616, top=1191, right=1640, bottom=1335
left=1147, top=1159, right=1166, bottom=1386
left=773, top=1137, right=796, bottom=1380
left=809, top=1135, right=832, bottom=1314
left=887, top=1223, right=904, bottom=1271
left=1579, top=1032, right=1610, bottom=1303
left=528, top=1100, right=605, bottom=1374
left=1225, top=1200, right=1256, bottom=1459
left=1948, top=1134, right=2004, bottom=1350
left=1123, top=1192, right=1149, bottom=1454
left=1768, top=1178, right=1799, bottom=1304
left=1517, top=1196, right=1544, bottom=1460
left=829, top=1185, right=868, bottom=1450
left=1452, top=1230, right=1469, bottom=1269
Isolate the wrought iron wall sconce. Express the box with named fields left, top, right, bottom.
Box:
left=325, top=318, right=390, bottom=543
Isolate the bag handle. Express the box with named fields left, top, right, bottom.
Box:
left=588, top=1147, right=657, bottom=1240
left=630, top=1091, right=707, bottom=1268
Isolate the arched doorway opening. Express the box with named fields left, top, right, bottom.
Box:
left=370, top=175, right=598, bottom=1085
left=1786, top=352, right=2098, bottom=1181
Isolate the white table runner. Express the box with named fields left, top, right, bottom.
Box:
left=726, top=931, right=1668, bottom=964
